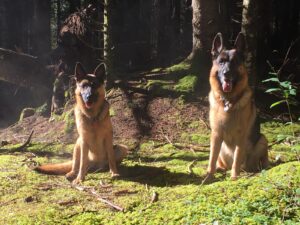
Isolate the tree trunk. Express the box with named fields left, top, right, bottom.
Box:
left=150, top=0, right=159, bottom=61
left=69, top=0, right=81, bottom=13
left=32, top=0, right=51, bottom=57
left=0, top=0, right=9, bottom=48
left=103, top=0, right=118, bottom=80
left=57, top=0, right=61, bottom=39
left=187, top=0, right=221, bottom=67
left=242, top=0, right=271, bottom=86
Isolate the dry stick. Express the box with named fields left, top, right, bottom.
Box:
left=187, top=160, right=197, bottom=174
left=0, top=130, right=34, bottom=152
left=163, top=134, right=209, bottom=151
left=72, top=185, right=124, bottom=212
left=173, top=143, right=209, bottom=152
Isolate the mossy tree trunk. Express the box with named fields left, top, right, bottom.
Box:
left=103, top=0, right=117, bottom=86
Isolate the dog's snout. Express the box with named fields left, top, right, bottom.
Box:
left=224, top=78, right=231, bottom=83
left=81, top=87, right=92, bottom=103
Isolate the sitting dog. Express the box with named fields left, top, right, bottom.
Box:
left=35, top=63, right=128, bottom=184
left=203, top=33, right=269, bottom=183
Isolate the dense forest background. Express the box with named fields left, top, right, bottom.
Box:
left=0, top=0, right=299, bottom=125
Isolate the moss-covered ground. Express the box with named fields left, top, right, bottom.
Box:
left=1, top=120, right=299, bottom=225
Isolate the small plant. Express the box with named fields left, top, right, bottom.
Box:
left=262, top=40, right=299, bottom=158
left=262, top=71, right=297, bottom=129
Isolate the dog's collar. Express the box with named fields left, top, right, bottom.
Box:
left=88, top=100, right=109, bottom=122
left=220, top=92, right=243, bottom=112
left=220, top=96, right=232, bottom=112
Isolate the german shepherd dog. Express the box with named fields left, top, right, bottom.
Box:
left=35, top=63, right=128, bottom=184
left=203, top=33, right=269, bottom=183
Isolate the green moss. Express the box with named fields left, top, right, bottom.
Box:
left=64, top=109, right=75, bottom=134
left=144, top=80, right=173, bottom=92
left=35, top=102, right=49, bottom=115
left=174, top=75, right=198, bottom=93
left=109, top=107, right=116, bottom=117
left=150, top=68, right=163, bottom=73
left=165, top=62, right=191, bottom=73
left=1, top=121, right=300, bottom=224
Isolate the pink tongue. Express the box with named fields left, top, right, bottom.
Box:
left=223, top=82, right=232, bottom=92
left=85, top=102, right=93, bottom=108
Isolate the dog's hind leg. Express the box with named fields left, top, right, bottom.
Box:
left=114, top=144, right=128, bottom=163
left=246, top=134, right=269, bottom=172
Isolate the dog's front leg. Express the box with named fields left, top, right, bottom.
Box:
left=203, top=131, right=222, bottom=184
left=73, top=140, right=89, bottom=184
left=66, top=138, right=81, bottom=181
left=105, top=134, right=119, bottom=178
left=231, top=142, right=246, bottom=180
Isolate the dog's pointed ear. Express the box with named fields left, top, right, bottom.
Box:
left=75, top=62, right=87, bottom=81
left=211, top=33, right=223, bottom=57
left=234, top=32, right=245, bottom=53
left=94, top=63, right=106, bottom=84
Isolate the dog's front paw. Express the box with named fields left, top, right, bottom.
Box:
left=201, top=173, right=215, bottom=185
left=72, top=177, right=84, bottom=185
left=66, top=171, right=77, bottom=181
left=230, top=176, right=238, bottom=181
left=111, top=172, right=120, bottom=179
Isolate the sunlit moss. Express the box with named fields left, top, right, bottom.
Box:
left=0, top=122, right=300, bottom=224
left=174, top=74, right=198, bottom=93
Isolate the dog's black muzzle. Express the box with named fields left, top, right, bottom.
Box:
left=81, top=86, right=97, bottom=104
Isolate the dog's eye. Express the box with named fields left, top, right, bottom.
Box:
left=219, top=59, right=225, bottom=64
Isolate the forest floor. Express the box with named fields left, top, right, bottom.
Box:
left=0, top=62, right=299, bottom=224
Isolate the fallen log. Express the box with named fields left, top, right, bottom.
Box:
left=0, top=48, right=52, bottom=91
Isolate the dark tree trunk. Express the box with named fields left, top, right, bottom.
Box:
left=32, top=0, right=51, bottom=57
left=103, top=0, right=118, bottom=79
left=179, top=0, right=192, bottom=57
left=69, top=0, right=81, bottom=13
left=187, top=0, right=221, bottom=67
left=242, top=0, right=271, bottom=86
left=150, top=0, right=159, bottom=61
left=57, top=0, right=61, bottom=39
left=0, top=0, right=9, bottom=48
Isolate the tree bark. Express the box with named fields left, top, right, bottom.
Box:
left=32, top=0, right=51, bottom=57
left=69, top=0, right=81, bottom=13
left=57, top=0, right=61, bottom=39
left=242, top=0, right=271, bottom=86
left=187, top=0, right=221, bottom=67
left=103, top=0, right=117, bottom=79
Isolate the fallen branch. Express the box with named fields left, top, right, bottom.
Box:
left=162, top=133, right=209, bottom=152
left=0, top=130, right=34, bottom=153
left=173, top=143, right=209, bottom=152
left=72, top=184, right=124, bottom=212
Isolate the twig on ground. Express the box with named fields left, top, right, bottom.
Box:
left=164, top=135, right=173, bottom=145
left=150, top=191, right=159, bottom=203
left=199, top=118, right=210, bottom=130
left=173, top=143, right=209, bottom=152
left=187, top=160, right=197, bottom=175
left=162, top=133, right=209, bottom=152
left=72, top=184, right=124, bottom=212
left=0, top=130, right=34, bottom=153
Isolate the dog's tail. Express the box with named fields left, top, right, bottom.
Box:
left=34, top=161, right=72, bottom=175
